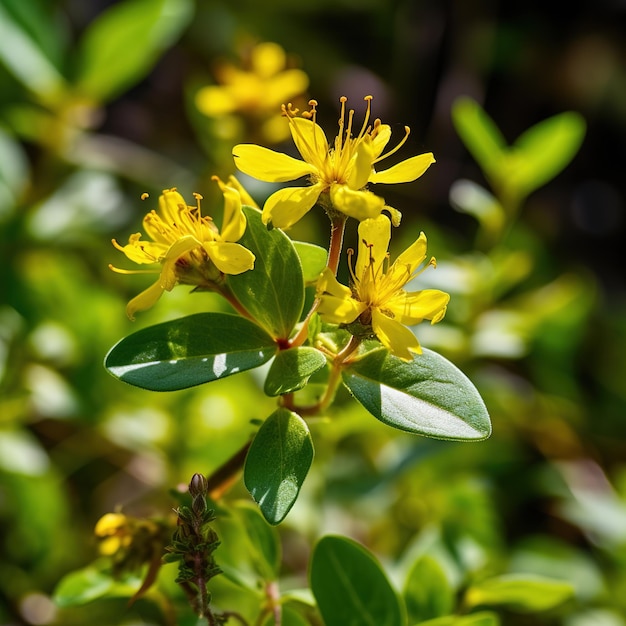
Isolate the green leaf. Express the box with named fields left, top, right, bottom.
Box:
left=264, top=347, right=327, bottom=396
left=417, top=611, right=500, bottom=626
left=75, top=0, right=193, bottom=102
left=229, top=207, right=305, bottom=340
left=342, top=348, right=491, bottom=441
left=509, top=111, right=586, bottom=196
left=449, top=180, right=505, bottom=238
left=451, top=97, right=507, bottom=181
left=234, top=502, right=281, bottom=580
left=0, top=2, right=67, bottom=103
left=310, top=535, right=404, bottom=626
left=0, top=128, right=29, bottom=222
left=465, top=574, right=574, bottom=613
left=105, top=313, right=276, bottom=391
left=293, top=241, right=327, bottom=283
left=244, top=409, right=314, bottom=525
left=53, top=566, right=115, bottom=607
left=404, top=555, right=454, bottom=623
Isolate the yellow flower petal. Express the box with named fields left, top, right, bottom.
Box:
left=387, top=289, right=450, bottom=325
left=356, top=214, right=391, bottom=280
left=233, top=144, right=317, bottom=182
left=346, top=140, right=374, bottom=190
left=219, top=184, right=247, bottom=242
left=204, top=241, right=255, bottom=274
left=265, top=70, right=310, bottom=108
left=251, top=41, right=286, bottom=77
left=262, top=183, right=324, bottom=228
left=370, top=152, right=435, bottom=184
left=371, top=308, right=422, bottom=360
left=370, top=124, right=391, bottom=159
left=330, top=184, right=385, bottom=222
left=317, top=267, right=352, bottom=299
left=317, top=295, right=365, bottom=325
left=195, top=85, right=238, bottom=116
left=126, top=279, right=167, bottom=320
left=289, top=117, right=329, bottom=168
left=390, top=231, right=427, bottom=277
left=158, top=188, right=187, bottom=224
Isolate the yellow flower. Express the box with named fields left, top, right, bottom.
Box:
left=316, top=214, right=449, bottom=360
left=110, top=177, right=255, bottom=319
left=233, top=96, right=435, bottom=229
left=195, top=41, right=309, bottom=143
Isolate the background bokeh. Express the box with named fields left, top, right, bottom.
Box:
left=1, top=0, right=625, bottom=624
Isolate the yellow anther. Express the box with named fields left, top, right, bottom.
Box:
left=140, top=192, right=149, bottom=200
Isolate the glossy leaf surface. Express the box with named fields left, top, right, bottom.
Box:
left=228, top=207, right=305, bottom=340
left=244, top=409, right=313, bottom=525
left=342, top=348, right=491, bottom=440
left=310, top=535, right=403, bottom=626
left=264, top=347, right=327, bottom=396
left=105, top=313, right=276, bottom=391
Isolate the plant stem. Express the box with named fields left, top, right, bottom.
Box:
left=206, top=440, right=251, bottom=500
left=289, top=214, right=347, bottom=349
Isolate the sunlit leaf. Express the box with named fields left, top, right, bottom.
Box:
left=75, top=0, right=193, bottom=101
left=310, top=535, right=403, bottom=626
left=244, top=409, right=314, bottom=525
left=234, top=502, right=281, bottom=580
left=0, top=2, right=67, bottom=103
left=105, top=313, right=276, bottom=391
left=264, top=347, right=327, bottom=396
left=452, top=97, right=506, bottom=181
left=404, top=555, right=454, bottom=623
left=342, top=348, right=491, bottom=440
left=293, top=241, right=327, bottom=283
left=510, top=111, right=586, bottom=196
left=465, top=574, right=574, bottom=612
left=228, top=207, right=305, bottom=341
left=418, top=611, right=501, bottom=626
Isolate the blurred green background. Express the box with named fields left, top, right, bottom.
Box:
left=1, top=0, right=625, bottom=624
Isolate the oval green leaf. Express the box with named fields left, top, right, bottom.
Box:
left=465, top=574, right=574, bottom=613
left=404, top=555, right=454, bottom=623
left=234, top=502, right=281, bottom=580
left=342, top=348, right=491, bottom=441
left=228, top=207, right=305, bottom=341
left=310, top=535, right=403, bottom=626
left=264, top=347, right=327, bottom=396
left=244, top=409, right=314, bottom=525
left=75, top=0, right=193, bottom=102
left=105, top=312, right=276, bottom=391
left=293, top=241, right=327, bottom=284
left=511, top=111, right=586, bottom=196
left=452, top=97, right=506, bottom=181
left=418, top=612, right=501, bottom=626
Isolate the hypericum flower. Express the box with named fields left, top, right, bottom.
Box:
left=232, top=96, right=435, bottom=229
left=110, top=177, right=255, bottom=319
left=316, top=214, right=449, bottom=360
left=195, top=41, right=309, bottom=143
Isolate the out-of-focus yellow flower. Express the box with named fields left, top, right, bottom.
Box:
left=110, top=177, right=255, bottom=319
left=316, top=214, right=449, bottom=361
left=233, top=96, right=435, bottom=229
left=94, top=512, right=169, bottom=578
left=196, top=41, right=309, bottom=143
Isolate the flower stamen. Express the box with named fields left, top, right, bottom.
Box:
left=373, top=125, right=411, bottom=164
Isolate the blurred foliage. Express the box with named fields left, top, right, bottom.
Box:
left=1, top=0, right=625, bottom=625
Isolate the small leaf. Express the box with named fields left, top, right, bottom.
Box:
left=452, top=97, right=507, bottom=181
left=264, top=347, right=327, bottom=396
left=75, top=0, right=193, bottom=101
left=53, top=566, right=115, bottom=607
left=509, top=111, right=586, bottom=196
left=465, top=574, right=574, bottom=613
left=342, top=348, right=491, bottom=441
left=229, top=207, right=305, bottom=341
left=310, top=535, right=403, bottom=626
left=0, top=2, right=67, bottom=103
left=105, top=313, right=276, bottom=391
left=234, top=502, right=281, bottom=580
left=418, top=611, right=501, bottom=626
left=449, top=179, right=505, bottom=238
left=404, top=555, right=454, bottom=623
left=293, top=241, right=327, bottom=283
left=244, top=409, right=314, bottom=525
